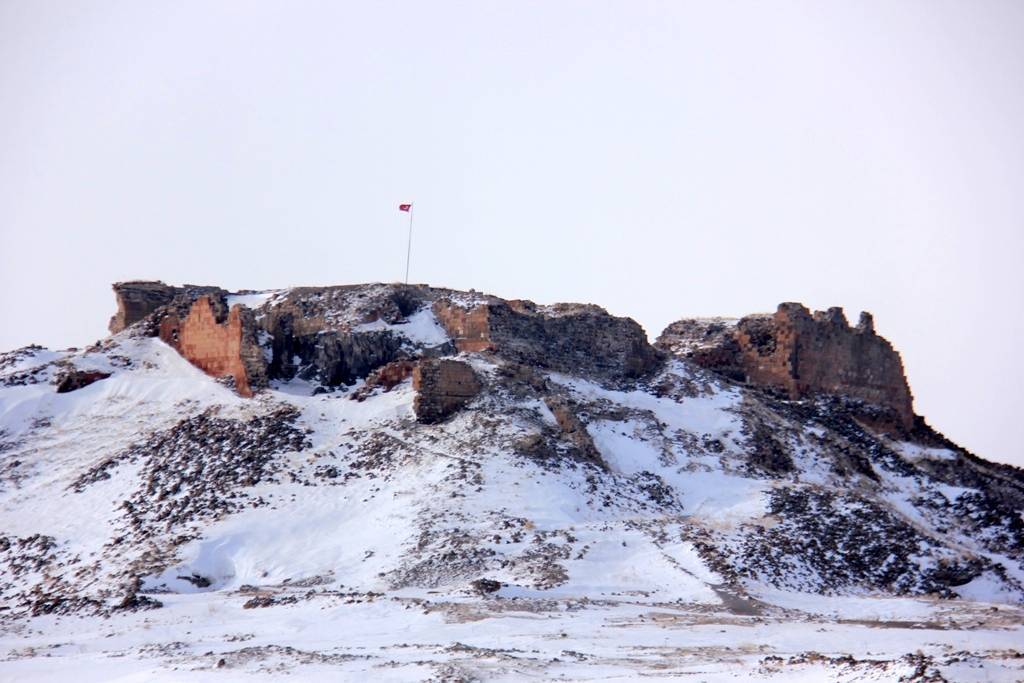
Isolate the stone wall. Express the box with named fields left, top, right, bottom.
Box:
left=109, top=281, right=229, bottom=336
left=159, top=296, right=268, bottom=397
left=658, top=303, right=914, bottom=429
left=412, top=359, right=482, bottom=423
left=108, top=281, right=177, bottom=334
left=432, top=303, right=494, bottom=352
left=433, top=300, right=661, bottom=382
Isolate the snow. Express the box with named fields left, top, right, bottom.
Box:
left=551, top=365, right=744, bottom=442
left=584, top=409, right=769, bottom=527
left=225, top=290, right=282, bottom=310
left=354, top=307, right=450, bottom=347
left=956, top=570, right=1024, bottom=603
left=2, top=592, right=1021, bottom=681
left=2, top=330, right=1023, bottom=680
left=145, top=395, right=434, bottom=594
left=0, top=346, right=66, bottom=374
left=747, top=585, right=943, bottom=620
left=893, top=441, right=959, bottom=461
left=587, top=419, right=662, bottom=475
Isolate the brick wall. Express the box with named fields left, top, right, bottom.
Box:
left=432, top=302, right=494, bottom=352
left=412, top=359, right=482, bottom=423
left=177, top=297, right=252, bottom=396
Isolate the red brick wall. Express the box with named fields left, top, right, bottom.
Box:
left=432, top=302, right=494, bottom=352
left=175, top=296, right=254, bottom=397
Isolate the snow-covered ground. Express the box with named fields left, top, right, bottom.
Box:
left=3, top=588, right=1022, bottom=681
left=1, top=319, right=1022, bottom=680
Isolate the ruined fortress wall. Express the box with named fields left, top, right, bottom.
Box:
left=433, top=300, right=661, bottom=380
left=159, top=296, right=267, bottom=397
left=432, top=302, right=494, bottom=352
left=660, top=303, right=915, bottom=429
left=108, top=281, right=177, bottom=333
left=412, top=359, right=482, bottom=423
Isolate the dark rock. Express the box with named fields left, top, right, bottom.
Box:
left=351, top=359, right=416, bottom=401
left=55, top=369, right=111, bottom=393
left=470, top=578, right=502, bottom=594
left=413, top=360, right=482, bottom=423
left=435, top=299, right=662, bottom=382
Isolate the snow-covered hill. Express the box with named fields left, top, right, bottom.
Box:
left=1, top=282, right=1022, bottom=681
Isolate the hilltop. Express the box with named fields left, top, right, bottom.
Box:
left=1, top=281, right=1022, bottom=681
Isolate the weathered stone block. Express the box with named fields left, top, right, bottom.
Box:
left=412, top=359, right=482, bottom=423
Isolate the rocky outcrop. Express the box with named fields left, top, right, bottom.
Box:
left=157, top=296, right=268, bottom=397
left=257, top=285, right=431, bottom=389
left=658, top=303, right=914, bottom=429
left=351, top=360, right=416, bottom=401
left=543, top=396, right=603, bottom=466
left=107, top=285, right=911, bottom=424
left=434, top=300, right=661, bottom=382
left=55, top=368, right=111, bottom=393
left=267, top=326, right=403, bottom=388
left=109, top=282, right=177, bottom=334
left=413, top=359, right=482, bottom=423
left=107, top=282, right=665, bottom=396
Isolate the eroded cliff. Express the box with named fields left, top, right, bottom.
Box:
left=657, top=303, right=915, bottom=430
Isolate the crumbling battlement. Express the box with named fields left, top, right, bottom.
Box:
left=109, top=281, right=228, bottom=335
left=658, top=303, right=914, bottom=429
left=157, top=296, right=268, bottom=397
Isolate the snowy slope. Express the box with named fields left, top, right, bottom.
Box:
left=1, top=288, right=1022, bottom=680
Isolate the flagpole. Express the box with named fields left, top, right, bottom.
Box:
left=404, top=204, right=414, bottom=285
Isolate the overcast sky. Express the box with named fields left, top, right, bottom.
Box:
left=1, top=1, right=1021, bottom=466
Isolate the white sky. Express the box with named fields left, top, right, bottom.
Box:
left=1, top=1, right=1022, bottom=466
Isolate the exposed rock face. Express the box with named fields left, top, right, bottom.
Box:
left=412, top=359, right=482, bottom=423
left=55, top=369, right=111, bottom=393
left=108, top=282, right=662, bottom=398
left=109, top=285, right=907, bottom=426
left=258, top=285, right=430, bottom=388
left=108, top=282, right=177, bottom=334
left=543, top=396, right=603, bottom=466
left=269, top=326, right=403, bottom=388
left=157, top=296, right=267, bottom=397
left=658, top=303, right=914, bottom=429
left=434, top=300, right=661, bottom=382
left=109, top=281, right=230, bottom=337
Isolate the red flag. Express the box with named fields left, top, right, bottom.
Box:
left=399, top=203, right=412, bottom=212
